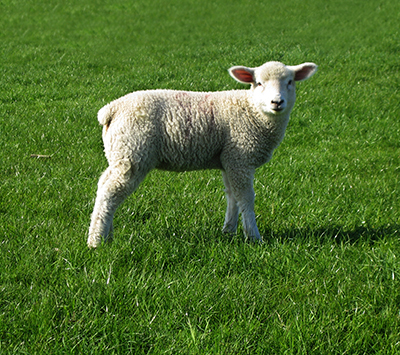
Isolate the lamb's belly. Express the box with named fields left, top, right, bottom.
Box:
left=157, top=141, right=223, bottom=171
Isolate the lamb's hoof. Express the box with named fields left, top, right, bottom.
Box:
left=87, top=236, right=101, bottom=249
left=222, top=226, right=238, bottom=235
left=246, top=235, right=263, bottom=244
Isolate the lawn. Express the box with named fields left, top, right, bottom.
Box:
left=0, top=0, right=399, bottom=353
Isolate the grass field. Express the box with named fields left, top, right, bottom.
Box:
left=1, top=0, right=400, bottom=353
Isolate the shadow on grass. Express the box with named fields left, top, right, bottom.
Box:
left=110, top=217, right=399, bottom=249
left=260, top=224, right=400, bottom=246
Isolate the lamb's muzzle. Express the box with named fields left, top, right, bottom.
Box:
left=271, top=99, right=285, bottom=111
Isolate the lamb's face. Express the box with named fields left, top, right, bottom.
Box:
left=252, top=63, right=296, bottom=116
left=229, top=60, right=317, bottom=117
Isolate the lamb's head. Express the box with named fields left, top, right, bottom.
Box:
left=229, top=61, right=317, bottom=116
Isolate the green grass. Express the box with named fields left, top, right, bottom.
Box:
left=1, top=0, right=400, bottom=353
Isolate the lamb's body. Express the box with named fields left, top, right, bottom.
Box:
left=101, top=90, right=285, bottom=172
left=88, top=61, right=317, bottom=248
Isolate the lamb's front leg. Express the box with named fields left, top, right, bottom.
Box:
left=239, top=191, right=261, bottom=242
left=222, top=171, right=239, bottom=234
left=223, top=168, right=262, bottom=242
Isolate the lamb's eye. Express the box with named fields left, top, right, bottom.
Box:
left=256, top=82, right=262, bottom=87
left=288, top=80, right=293, bottom=87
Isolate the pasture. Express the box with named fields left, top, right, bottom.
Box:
left=1, top=0, right=399, bottom=353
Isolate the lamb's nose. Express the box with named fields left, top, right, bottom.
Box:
left=271, top=99, right=285, bottom=111
left=271, top=99, right=284, bottom=107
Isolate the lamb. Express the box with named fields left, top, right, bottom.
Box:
left=88, top=60, right=317, bottom=248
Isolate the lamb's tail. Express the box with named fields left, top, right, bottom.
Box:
left=97, top=104, right=114, bottom=127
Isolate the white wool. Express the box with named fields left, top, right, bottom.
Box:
left=88, top=61, right=317, bottom=248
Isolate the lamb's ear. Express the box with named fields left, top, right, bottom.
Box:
left=290, top=63, right=318, bottom=81
left=229, top=66, right=255, bottom=84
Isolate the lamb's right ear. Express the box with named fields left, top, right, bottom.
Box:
left=229, top=66, right=255, bottom=84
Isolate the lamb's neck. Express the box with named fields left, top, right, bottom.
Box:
left=255, top=111, right=291, bottom=148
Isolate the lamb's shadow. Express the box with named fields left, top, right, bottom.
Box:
left=260, top=224, right=399, bottom=245
left=159, top=223, right=399, bottom=246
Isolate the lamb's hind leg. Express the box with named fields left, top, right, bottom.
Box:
left=87, top=159, right=147, bottom=248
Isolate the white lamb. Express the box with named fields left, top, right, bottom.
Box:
left=88, top=60, right=317, bottom=248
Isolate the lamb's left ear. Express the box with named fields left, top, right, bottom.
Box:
left=229, top=66, right=255, bottom=84
left=290, top=63, right=318, bottom=81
